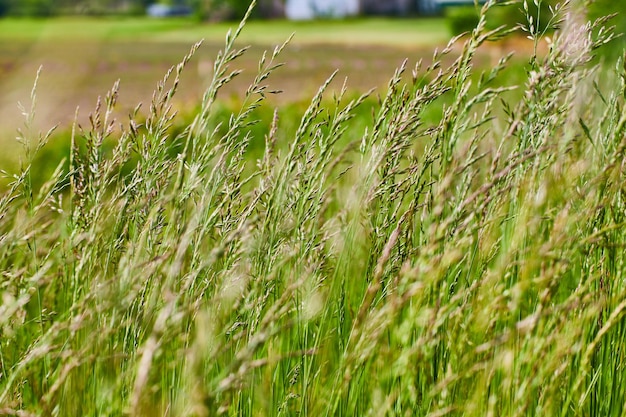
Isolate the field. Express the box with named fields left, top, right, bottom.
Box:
left=0, top=17, right=450, bottom=144
left=0, top=14, right=538, bottom=173
left=2, top=2, right=626, bottom=416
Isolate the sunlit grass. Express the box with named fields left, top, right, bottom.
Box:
left=1, top=1, right=626, bottom=416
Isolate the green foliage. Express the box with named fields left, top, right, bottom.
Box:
left=589, top=0, right=626, bottom=27
left=6, top=0, right=54, bottom=17
left=76, top=0, right=150, bottom=16
left=445, top=5, right=480, bottom=35
left=0, top=0, right=151, bottom=16
left=588, top=1, right=626, bottom=59
left=0, top=0, right=268, bottom=19
left=190, top=0, right=259, bottom=21
left=446, top=0, right=559, bottom=36
left=2, top=2, right=626, bottom=416
left=223, top=0, right=256, bottom=19
left=487, top=0, right=557, bottom=32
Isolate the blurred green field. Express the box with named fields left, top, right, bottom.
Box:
left=0, top=16, right=451, bottom=45
left=0, top=17, right=454, bottom=165
left=0, top=14, right=543, bottom=179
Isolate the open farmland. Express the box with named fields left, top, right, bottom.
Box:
left=0, top=17, right=450, bottom=144
left=2, top=2, right=626, bottom=416
left=0, top=15, right=540, bottom=169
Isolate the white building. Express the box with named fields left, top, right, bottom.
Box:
left=285, top=0, right=360, bottom=20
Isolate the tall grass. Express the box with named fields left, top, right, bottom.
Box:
left=2, top=1, right=626, bottom=416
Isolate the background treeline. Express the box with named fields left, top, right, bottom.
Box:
left=0, top=0, right=280, bottom=18
left=0, top=0, right=624, bottom=24
left=0, top=0, right=149, bottom=17
left=0, top=0, right=624, bottom=57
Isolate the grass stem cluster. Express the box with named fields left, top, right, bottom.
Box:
left=1, top=1, right=626, bottom=416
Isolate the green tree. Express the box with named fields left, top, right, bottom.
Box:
left=7, top=0, right=54, bottom=16
left=489, top=0, right=557, bottom=33
left=194, top=0, right=255, bottom=20
left=191, top=0, right=281, bottom=21
left=446, top=1, right=559, bottom=36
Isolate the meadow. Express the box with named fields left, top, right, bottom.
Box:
left=2, top=1, right=626, bottom=416
left=0, top=12, right=532, bottom=182
left=0, top=15, right=449, bottom=135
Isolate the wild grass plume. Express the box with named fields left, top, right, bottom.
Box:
left=1, top=1, right=626, bottom=416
